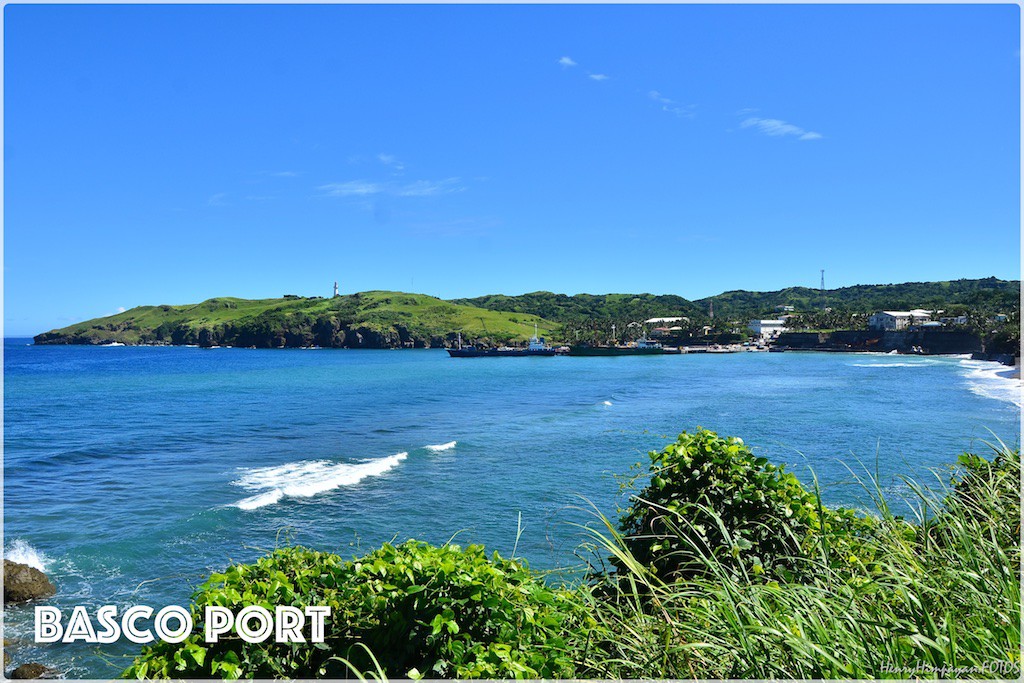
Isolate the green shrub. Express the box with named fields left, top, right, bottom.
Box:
left=594, top=433, right=1021, bottom=679
left=123, top=541, right=596, bottom=680
left=617, top=428, right=824, bottom=581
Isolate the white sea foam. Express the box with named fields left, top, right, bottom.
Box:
left=5, top=539, right=49, bottom=572
left=425, top=441, right=457, bottom=452
left=231, top=452, right=408, bottom=510
left=850, top=362, right=932, bottom=368
left=602, top=400, right=613, bottom=406
left=958, top=359, right=1022, bottom=408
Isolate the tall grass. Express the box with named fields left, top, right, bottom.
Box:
left=123, top=433, right=1019, bottom=680
left=576, top=441, right=1021, bottom=679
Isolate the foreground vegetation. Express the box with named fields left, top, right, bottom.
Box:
left=124, top=429, right=1021, bottom=679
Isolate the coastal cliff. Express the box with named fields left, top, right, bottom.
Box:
left=34, top=292, right=556, bottom=349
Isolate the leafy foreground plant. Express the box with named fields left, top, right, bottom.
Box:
left=125, top=429, right=1021, bottom=679
left=122, top=541, right=598, bottom=679
left=616, top=428, right=827, bottom=582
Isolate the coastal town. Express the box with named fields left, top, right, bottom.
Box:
left=32, top=279, right=1020, bottom=369
left=475, top=306, right=1019, bottom=364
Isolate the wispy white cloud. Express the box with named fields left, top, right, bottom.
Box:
left=668, top=105, right=695, bottom=118
left=648, top=90, right=695, bottom=118
left=377, top=153, right=406, bottom=173
left=319, top=181, right=386, bottom=197
left=271, top=170, right=299, bottom=177
left=741, top=117, right=823, bottom=141
left=394, top=178, right=464, bottom=197
left=207, top=192, right=228, bottom=206
left=318, top=178, right=464, bottom=198
left=557, top=56, right=609, bottom=82
left=649, top=90, right=672, bottom=105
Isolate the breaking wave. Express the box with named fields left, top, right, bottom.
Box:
left=959, top=359, right=1021, bottom=408
left=424, top=441, right=457, bottom=452
left=230, top=452, right=408, bottom=510
left=4, top=539, right=50, bottom=572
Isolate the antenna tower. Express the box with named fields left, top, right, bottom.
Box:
left=820, top=269, right=825, bottom=310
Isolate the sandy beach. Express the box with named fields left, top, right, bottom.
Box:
left=996, top=364, right=1021, bottom=381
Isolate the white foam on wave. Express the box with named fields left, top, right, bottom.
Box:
left=425, top=441, right=457, bottom=452
left=850, top=362, right=932, bottom=368
left=5, top=539, right=49, bottom=572
left=602, top=400, right=613, bottom=406
left=958, top=359, right=1022, bottom=408
left=231, top=452, right=408, bottom=510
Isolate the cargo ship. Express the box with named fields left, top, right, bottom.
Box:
left=568, top=336, right=671, bottom=356
left=447, top=328, right=557, bottom=358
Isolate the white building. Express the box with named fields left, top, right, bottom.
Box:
left=868, top=309, right=933, bottom=331
left=775, top=305, right=795, bottom=312
left=645, top=316, right=689, bottom=325
left=748, top=319, right=787, bottom=339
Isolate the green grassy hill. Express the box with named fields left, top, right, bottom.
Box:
left=34, top=292, right=558, bottom=349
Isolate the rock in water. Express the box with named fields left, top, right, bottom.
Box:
left=10, top=663, right=58, bottom=679
left=3, top=560, right=55, bottom=603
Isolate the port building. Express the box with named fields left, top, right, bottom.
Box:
left=868, top=310, right=933, bottom=331
left=748, top=319, right=787, bottom=340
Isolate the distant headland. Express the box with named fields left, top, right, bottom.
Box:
left=32, top=277, right=1020, bottom=357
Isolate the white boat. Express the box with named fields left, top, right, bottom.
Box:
left=635, top=336, right=663, bottom=350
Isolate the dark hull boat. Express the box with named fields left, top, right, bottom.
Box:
left=447, top=347, right=557, bottom=358
left=447, top=326, right=556, bottom=358
left=568, top=335, right=670, bottom=356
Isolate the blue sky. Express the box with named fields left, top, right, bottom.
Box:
left=4, top=3, right=1020, bottom=335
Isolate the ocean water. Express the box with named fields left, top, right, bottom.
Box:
left=3, top=339, right=1020, bottom=677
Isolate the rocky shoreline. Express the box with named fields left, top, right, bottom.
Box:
left=33, top=323, right=461, bottom=350
left=775, top=328, right=1019, bottom=360
left=3, top=561, right=60, bottom=679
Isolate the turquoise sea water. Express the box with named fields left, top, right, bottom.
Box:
left=3, top=339, right=1020, bottom=677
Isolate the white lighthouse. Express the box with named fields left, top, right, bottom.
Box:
left=333, top=281, right=339, bottom=298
